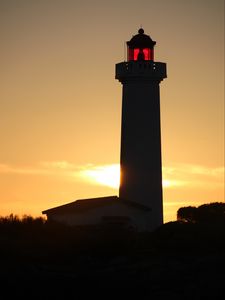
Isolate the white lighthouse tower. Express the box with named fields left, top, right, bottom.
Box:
left=43, top=28, right=167, bottom=232
left=116, top=28, right=167, bottom=230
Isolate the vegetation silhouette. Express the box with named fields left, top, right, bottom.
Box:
left=177, top=202, right=225, bottom=225
left=0, top=203, right=224, bottom=298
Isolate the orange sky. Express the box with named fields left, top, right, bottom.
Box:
left=0, top=0, right=224, bottom=222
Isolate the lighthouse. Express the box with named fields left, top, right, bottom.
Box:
left=43, top=28, right=167, bottom=232
left=116, top=28, right=167, bottom=230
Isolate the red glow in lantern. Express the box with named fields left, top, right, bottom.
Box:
left=127, top=29, right=156, bottom=62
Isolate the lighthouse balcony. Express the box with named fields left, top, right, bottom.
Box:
left=115, top=61, right=167, bottom=82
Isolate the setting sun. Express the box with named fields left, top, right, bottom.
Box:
left=78, top=164, right=181, bottom=190
left=79, top=164, right=120, bottom=189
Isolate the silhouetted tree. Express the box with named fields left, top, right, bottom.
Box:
left=177, top=206, right=197, bottom=222
left=177, top=202, right=225, bottom=225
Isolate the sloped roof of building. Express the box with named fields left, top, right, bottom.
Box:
left=42, top=196, right=151, bottom=215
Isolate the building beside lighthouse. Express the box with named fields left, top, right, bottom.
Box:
left=42, top=29, right=167, bottom=232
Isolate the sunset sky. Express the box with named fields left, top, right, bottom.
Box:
left=0, top=0, right=224, bottom=222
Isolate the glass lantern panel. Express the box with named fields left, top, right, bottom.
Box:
left=133, top=48, right=153, bottom=61
left=128, top=48, right=134, bottom=61
left=127, top=48, right=154, bottom=61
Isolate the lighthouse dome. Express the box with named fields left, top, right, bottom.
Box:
left=127, top=28, right=156, bottom=49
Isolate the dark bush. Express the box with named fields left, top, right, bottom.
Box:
left=177, top=202, right=225, bottom=225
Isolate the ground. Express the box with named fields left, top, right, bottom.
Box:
left=0, top=220, right=224, bottom=299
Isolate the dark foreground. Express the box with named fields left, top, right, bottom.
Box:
left=0, top=219, right=224, bottom=299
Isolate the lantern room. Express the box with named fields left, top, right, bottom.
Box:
left=127, top=28, right=156, bottom=61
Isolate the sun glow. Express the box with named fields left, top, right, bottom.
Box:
left=80, top=164, right=120, bottom=189
left=79, top=164, right=179, bottom=189
left=162, top=179, right=172, bottom=188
